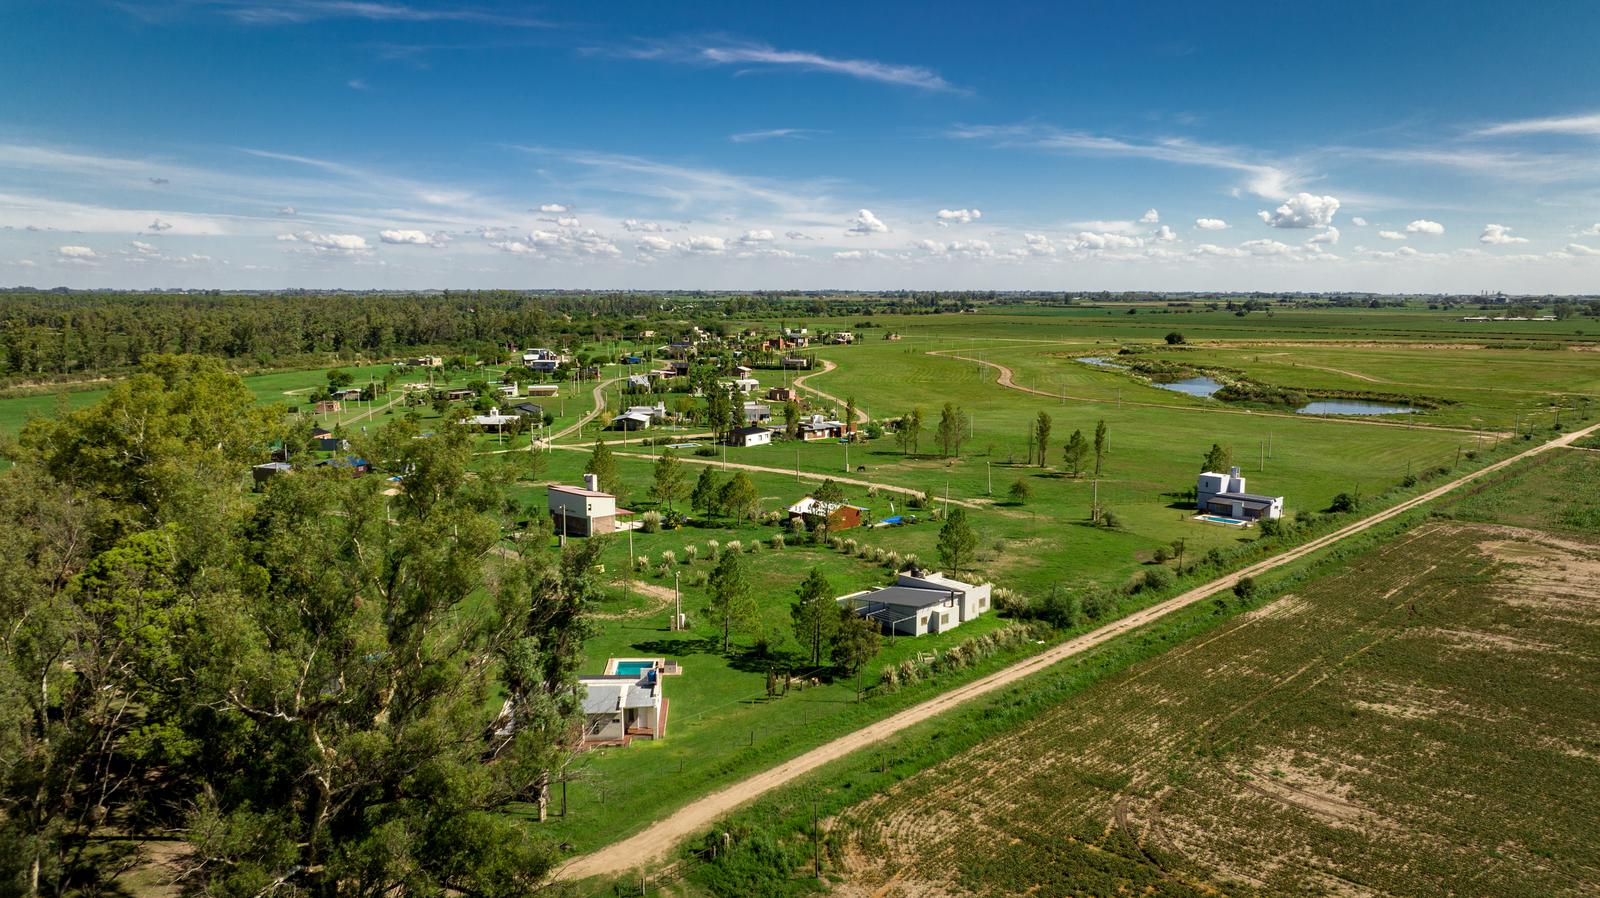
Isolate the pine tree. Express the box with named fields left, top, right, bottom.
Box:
left=1093, top=419, right=1108, bottom=476
left=706, top=550, right=758, bottom=652
left=584, top=438, right=621, bottom=495
left=690, top=466, right=719, bottom=518
left=1063, top=429, right=1089, bottom=477
left=1202, top=443, right=1232, bottom=473
left=937, top=506, right=980, bottom=573
left=650, top=448, right=686, bottom=512
left=1034, top=411, right=1053, bottom=469
left=791, top=567, right=839, bottom=666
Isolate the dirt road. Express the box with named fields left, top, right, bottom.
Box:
left=795, top=358, right=871, bottom=423
left=556, top=418, right=1600, bottom=883
left=933, top=349, right=1506, bottom=438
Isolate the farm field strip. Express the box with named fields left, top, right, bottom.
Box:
left=557, top=417, right=1600, bottom=882
left=836, top=512, right=1600, bottom=897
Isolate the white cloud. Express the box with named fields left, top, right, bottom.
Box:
left=737, top=229, right=775, bottom=244
left=1258, top=193, right=1339, bottom=229
left=1241, top=239, right=1294, bottom=256
left=1405, top=219, right=1445, bottom=235
left=1073, top=231, right=1143, bottom=251
left=683, top=235, right=727, bottom=254
left=1350, top=216, right=1369, bottom=227
left=1308, top=226, right=1340, bottom=245
left=622, top=219, right=663, bottom=232
left=1378, top=230, right=1407, bottom=241
left=379, top=229, right=448, bottom=247
left=694, top=43, right=960, bottom=93
left=1023, top=233, right=1055, bottom=255
left=1474, top=112, right=1600, bottom=138
left=276, top=205, right=297, bottom=215
left=846, top=208, right=888, bottom=235
left=1139, top=208, right=1160, bottom=224
left=283, top=232, right=371, bottom=254
left=1069, top=219, right=1139, bottom=234
left=1480, top=223, right=1530, bottom=245
left=1192, top=243, right=1246, bottom=258
left=935, top=208, right=982, bottom=226
left=130, top=240, right=158, bottom=255
left=1580, top=223, right=1600, bottom=237
left=636, top=235, right=674, bottom=253
left=1194, top=217, right=1228, bottom=230
left=554, top=216, right=581, bottom=228
left=57, top=245, right=97, bottom=258
left=146, top=217, right=173, bottom=232
left=730, top=128, right=821, bottom=143
left=785, top=230, right=815, bottom=240
left=834, top=249, right=889, bottom=261
left=539, top=203, right=570, bottom=214
left=1566, top=243, right=1600, bottom=256
left=1154, top=225, right=1177, bottom=242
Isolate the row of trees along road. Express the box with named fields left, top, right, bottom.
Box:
left=0, top=354, right=599, bottom=897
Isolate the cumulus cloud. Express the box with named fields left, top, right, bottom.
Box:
left=1258, top=193, right=1339, bottom=229
left=1192, top=243, right=1246, bottom=258
left=146, top=218, right=173, bottom=233
left=1194, top=218, right=1228, bottom=230
left=276, top=205, right=297, bottom=216
left=1073, top=231, right=1143, bottom=251
left=737, top=229, right=775, bottom=244
left=834, top=249, right=889, bottom=261
left=1378, top=230, right=1406, bottom=241
left=683, top=235, right=727, bottom=254
left=1580, top=223, right=1600, bottom=237
left=539, top=203, right=570, bottom=213
left=57, top=245, right=97, bottom=258
left=380, top=229, right=448, bottom=247
left=1308, top=226, right=1340, bottom=245
left=1240, top=239, right=1294, bottom=256
left=280, top=232, right=370, bottom=254
left=130, top=240, right=158, bottom=255
left=1139, top=208, right=1160, bottom=224
left=846, top=208, right=888, bottom=235
left=622, top=219, right=664, bottom=233
left=785, top=230, right=815, bottom=240
left=935, top=208, right=982, bottom=226
left=1566, top=243, right=1600, bottom=256
left=636, top=235, right=674, bottom=254
left=1350, top=216, right=1369, bottom=227
left=1480, top=223, right=1529, bottom=245
left=1154, top=225, right=1177, bottom=242
left=1023, top=233, right=1056, bottom=255
left=1405, top=219, right=1445, bottom=235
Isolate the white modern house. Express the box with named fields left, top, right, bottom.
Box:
left=726, top=425, right=772, bottom=447
left=548, top=474, right=618, bottom=536
left=611, top=402, right=667, bottom=431
left=838, top=569, right=993, bottom=636
left=460, top=407, right=520, bottom=432
left=522, top=348, right=560, bottom=372
left=578, top=671, right=665, bottom=745
left=1196, top=466, right=1284, bottom=521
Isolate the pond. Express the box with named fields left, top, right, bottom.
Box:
left=1297, top=400, right=1415, bottom=416
left=1076, top=357, right=1115, bottom=367
left=1154, top=376, right=1224, bottom=399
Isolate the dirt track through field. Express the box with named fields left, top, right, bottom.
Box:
left=795, top=358, right=871, bottom=423
left=932, top=348, right=1506, bottom=437
left=555, top=417, right=1600, bottom=883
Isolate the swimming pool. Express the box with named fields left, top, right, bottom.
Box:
left=612, top=660, right=656, bottom=677
left=1197, top=514, right=1249, bottom=526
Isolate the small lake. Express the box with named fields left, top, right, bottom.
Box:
left=1297, top=400, right=1415, bottom=416
left=1154, top=376, right=1224, bottom=399
left=1076, top=357, right=1115, bottom=367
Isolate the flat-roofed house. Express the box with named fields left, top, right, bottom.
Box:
left=741, top=401, right=772, bottom=424
left=548, top=474, right=617, bottom=537
left=1196, top=466, right=1284, bottom=521
left=578, top=672, right=665, bottom=745
left=521, top=348, right=559, bottom=372
left=460, top=407, right=519, bottom=433
left=766, top=386, right=799, bottom=403
left=839, top=569, right=993, bottom=636
left=797, top=414, right=846, bottom=441
left=611, top=402, right=666, bottom=431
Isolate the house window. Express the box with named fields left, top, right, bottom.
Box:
left=979, top=597, right=987, bottom=609
left=941, top=613, right=951, bottom=626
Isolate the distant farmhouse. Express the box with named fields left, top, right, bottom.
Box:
left=726, top=425, right=772, bottom=448
left=460, top=407, right=519, bottom=433
left=521, top=348, right=560, bottom=372
left=766, top=386, right=799, bottom=403
left=797, top=414, right=847, bottom=441
left=1196, top=466, right=1284, bottom=521
left=611, top=402, right=667, bottom=431
left=787, top=495, right=866, bottom=531
left=839, top=569, right=993, bottom=636
left=548, top=475, right=618, bottom=537
left=741, top=401, right=772, bottom=424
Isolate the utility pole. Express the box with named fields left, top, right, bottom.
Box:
left=986, top=461, right=992, bottom=496
left=675, top=571, right=681, bottom=631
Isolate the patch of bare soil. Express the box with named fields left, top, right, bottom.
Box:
left=591, top=580, right=678, bottom=620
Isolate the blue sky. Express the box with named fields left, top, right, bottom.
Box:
left=3, top=0, right=1600, bottom=291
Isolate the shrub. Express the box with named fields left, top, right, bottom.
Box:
left=1100, top=509, right=1121, bottom=529
left=707, top=539, right=721, bottom=557
left=723, top=540, right=742, bottom=557
left=682, top=545, right=698, bottom=565
left=660, top=549, right=676, bottom=567
left=842, top=537, right=858, bottom=556
left=634, top=554, right=649, bottom=571
left=1234, top=576, right=1259, bottom=602
left=640, top=511, right=662, bottom=533
left=784, top=516, right=807, bottom=536
left=992, top=587, right=1030, bottom=617
left=879, top=664, right=900, bottom=692
left=1328, top=492, right=1360, bottom=513
left=1152, top=545, right=1170, bottom=563
left=903, top=553, right=920, bottom=571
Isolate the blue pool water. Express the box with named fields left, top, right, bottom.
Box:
left=613, top=661, right=655, bottom=677
left=1197, top=514, right=1249, bottom=526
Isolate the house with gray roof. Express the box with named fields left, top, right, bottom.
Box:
left=838, top=569, right=993, bottom=636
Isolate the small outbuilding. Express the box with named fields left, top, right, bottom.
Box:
left=726, top=425, right=772, bottom=448
left=549, top=474, right=618, bottom=537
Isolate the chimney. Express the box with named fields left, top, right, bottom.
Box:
left=584, top=473, right=600, bottom=492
